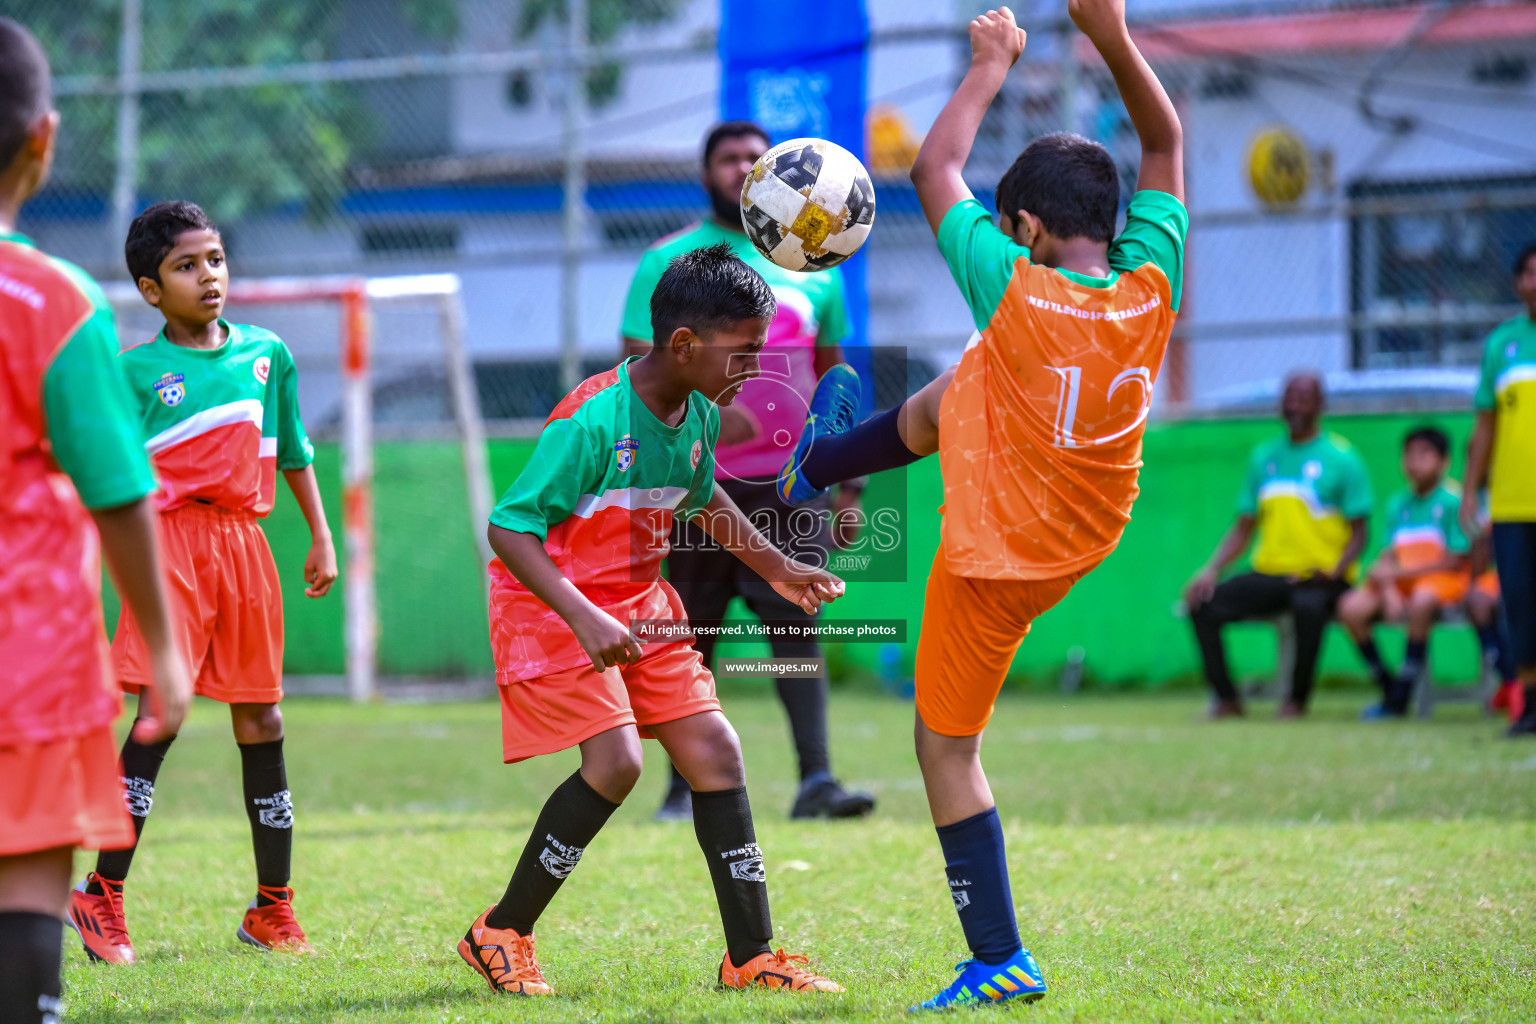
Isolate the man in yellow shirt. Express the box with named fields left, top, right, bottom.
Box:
left=1461, top=243, right=1536, bottom=737
left=1186, top=373, right=1372, bottom=718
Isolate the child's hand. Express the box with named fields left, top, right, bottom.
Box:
left=133, top=644, right=193, bottom=744
left=770, top=560, right=846, bottom=615
left=969, top=7, right=1026, bottom=70
left=571, top=606, right=644, bottom=672
left=1068, top=0, right=1128, bottom=45
left=303, top=535, right=339, bottom=598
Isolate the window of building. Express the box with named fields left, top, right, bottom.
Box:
left=1350, top=174, right=1536, bottom=369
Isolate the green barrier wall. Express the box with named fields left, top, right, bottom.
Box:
left=108, top=410, right=1486, bottom=689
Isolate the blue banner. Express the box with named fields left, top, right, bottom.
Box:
left=719, top=0, right=873, bottom=412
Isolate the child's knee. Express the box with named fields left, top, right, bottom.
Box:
left=231, top=702, right=284, bottom=744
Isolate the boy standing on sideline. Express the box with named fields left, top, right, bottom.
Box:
left=777, top=2, right=1186, bottom=1008
left=0, top=19, right=191, bottom=1022
left=460, top=244, right=845, bottom=997
left=1336, top=427, right=1469, bottom=719
left=1462, top=243, right=1536, bottom=736
left=68, top=201, right=337, bottom=961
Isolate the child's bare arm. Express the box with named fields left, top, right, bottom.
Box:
left=909, top=7, right=1026, bottom=235
left=694, top=489, right=844, bottom=614
left=1070, top=0, right=1183, bottom=200
left=282, top=465, right=337, bottom=598
left=487, top=524, right=642, bottom=669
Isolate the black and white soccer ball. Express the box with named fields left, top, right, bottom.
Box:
left=740, top=138, right=875, bottom=272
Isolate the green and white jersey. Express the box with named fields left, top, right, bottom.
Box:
left=118, top=320, right=313, bottom=515
left=1384, top=482, right=1469, bottom=572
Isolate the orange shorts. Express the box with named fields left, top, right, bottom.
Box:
left=914, top=545, right=1086, bottom=737
left=0, top=725, right=134, bottom=856
left=113, top=503, right=284, bottom=705
left=499, top=641, right=719, bottom=764
left=1390, top=571, right=1469, bottom=607
left=1474, top=569, right=1500, bottom=601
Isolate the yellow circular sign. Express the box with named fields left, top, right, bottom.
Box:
left=1248, top=126, right=1309, bottom=206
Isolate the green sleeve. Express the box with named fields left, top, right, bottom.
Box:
left=678, top=401, right=720, bottom=520
left=620, top=249, right=666, bottom=343
left=816, top=268, right=851, bottom=347
left=1109, top=190, right=1189, bottom=313
left=489, top=418, right=598, bottom=541
left=43, top=307, right=156, bottom=509
left=935, top=199, right=1029, bottom=332
left=1474, top=326, right=1502, bottom=411
left=1236, top=446, right=1263, bottom=517
left=1340, top=450, right=1375, bottom=519
left=272, top=341, right=314, bottom=470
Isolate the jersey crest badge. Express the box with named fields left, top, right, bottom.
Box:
left=1303, top=460, right=1322, bottom=480
left=615, top=435, right=638, bottom=472
left=253, top=356, right=271, bottom=384
left=154, top=372, right=186, bottom=407
left=690, top=438, right=703, bottom=470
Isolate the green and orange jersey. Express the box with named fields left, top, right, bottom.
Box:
left=1474, top=315, right=1536, bottom=522
left=1239, top=432, right=1374, bottom=578
left=488, top=357, right=719, bottom=681
left=1381, top=481, right=1469, bottom=576
left=1, top=230, right=157, bottom=746
left=933, top=190, right=1188, bottom=580
left=117, top=320, right=313, bottom=515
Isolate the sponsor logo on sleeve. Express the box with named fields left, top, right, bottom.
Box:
left=153, top=372, right=186, bottom=407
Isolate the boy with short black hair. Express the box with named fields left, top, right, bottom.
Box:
left=1337, top=426, right=1470, bottom=718
left=777, top=1, right=1186, bottom=1008
left=68, top=199, right=337, bottom=962
left=459, top=242, right=845, bottom=997
left=0, top=19, right=191, bottom=1023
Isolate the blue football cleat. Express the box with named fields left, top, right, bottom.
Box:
left=1360, top=702, right=1406, bottom=721
left=911, top=949, right=1048, bottom=1012
left=777, top=363, right=863, bottom=505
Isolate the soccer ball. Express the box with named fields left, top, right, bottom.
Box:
left=740, top=138, right=875, bottom=272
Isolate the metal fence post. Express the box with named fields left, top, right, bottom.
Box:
left=110, top=0, right=142, bottom=255
left=559, top=0, right=588, bottom=395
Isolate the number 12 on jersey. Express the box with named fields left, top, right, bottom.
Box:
left=1048, top=365, right=1154, bottom=449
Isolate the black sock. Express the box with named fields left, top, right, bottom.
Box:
left=90, top=732, right=175, bottom=891
left=800, top=404, right=921, bottom=491
left=692, top=786, right=772, bottom=966
left=1354, top=637, right=1392, bottom=691
left=1475, top=623, right=1501, bottom=664
left=239, top=738, right=293, bottom=902
left=486, top=770, right=620, bottom=934
left=774, top=676, right=830, bottom=782
left=936, top=808, right=1023, bottom=965
left=1399, top=638, right=1428, bottom=682
left=0, top=912, right=63, bottom=1024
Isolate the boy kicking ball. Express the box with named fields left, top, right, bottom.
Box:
left=69, top=201, right=337, bottom=962
left=459, top=243, right=844, bottom=997
left=779, top=2, right=1186, bottom=1009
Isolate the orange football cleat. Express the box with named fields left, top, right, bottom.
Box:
left=236, top=885, right=313, bottom=953
left=719, top=948, right=845, bottom=992
left=457, top=907, right=554, bottom=996
left=67, top=873, right=135, bottom=965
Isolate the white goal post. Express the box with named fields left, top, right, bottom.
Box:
left=103, top=273, right=495, bottom=703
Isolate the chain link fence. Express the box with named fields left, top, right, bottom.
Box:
left=9, top=0, right=1536, bottom=430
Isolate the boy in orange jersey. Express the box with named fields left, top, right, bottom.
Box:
left=0, top=19, right=191, bottom=1023
left=67, top=201, right=337, bottom=962
left=777, top=2, right=1184, bottom=1008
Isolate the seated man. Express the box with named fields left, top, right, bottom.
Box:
left=1337, top=427, right=1470, bottom=719
left=1185, top=372, right=1372, bottom=718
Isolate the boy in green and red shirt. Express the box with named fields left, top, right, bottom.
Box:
left=459, top=243, right=845, bottom=998
left=68, top=201, right=337, bottom=962
left=0, top=20, right=192, bottom=1021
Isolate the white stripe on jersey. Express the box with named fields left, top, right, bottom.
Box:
left=570, top=485, right=690, bottom=519
left=144, top=399, right=263, bottom=454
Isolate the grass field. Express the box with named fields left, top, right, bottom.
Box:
left=63, top=689, right=1536, bottom=1023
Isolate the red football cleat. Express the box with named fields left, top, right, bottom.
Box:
left=237, top=885, right=313, bottom=953
left=67, top=873, right=135, bottom=965
left=719, top=948, right=845, bottom=992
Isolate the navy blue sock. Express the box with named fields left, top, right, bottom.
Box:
left=800, top=404, right=921, bottom=491
left=935, top=808, right=1022, bottom=966
left=1400, top=638, right=1428, bottom=680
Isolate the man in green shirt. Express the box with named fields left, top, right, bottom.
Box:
left=1186, top=372, right=1373, bottom=717
left=620, top=121, right=873, bottom=821
left=1461, top=242, right=1536, bottom=736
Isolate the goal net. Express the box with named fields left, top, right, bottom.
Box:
left=104, top=274, right=495, bottom=702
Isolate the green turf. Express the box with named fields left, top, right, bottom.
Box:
left=64, top=691, right=1535, bottom=1022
